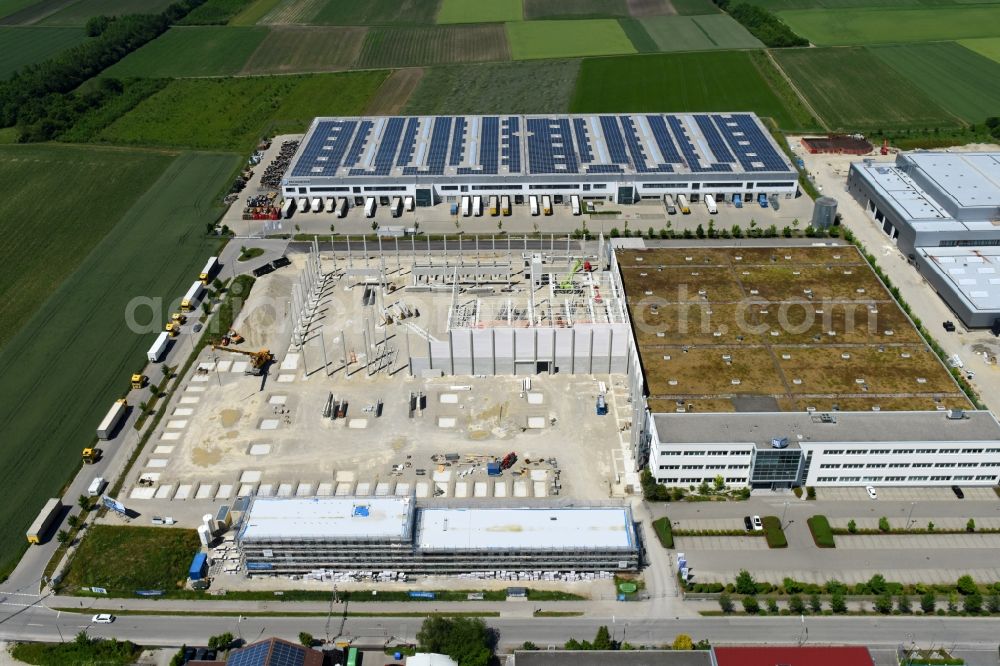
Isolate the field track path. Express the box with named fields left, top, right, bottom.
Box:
left=764, top=49, right=828, bottom=132
left=364, top=68, right=424, bottom=114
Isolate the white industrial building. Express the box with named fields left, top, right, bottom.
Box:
left=847, top=152, right=1000, bottom=328
left=236, top=497, right=639, bottom=574
left=282, top=113, right=798, bottom=207
left=648, top=410, right=1000, bottom=490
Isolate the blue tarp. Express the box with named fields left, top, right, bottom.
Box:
left=188, top=552, right=207, bottom=580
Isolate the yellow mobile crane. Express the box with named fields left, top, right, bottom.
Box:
left=211, top=345, right=274, bottom=375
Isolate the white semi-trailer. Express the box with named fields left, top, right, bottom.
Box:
left=364, top=197, right=376, bottom=218
left=148, top=331, right=169, bottom=362
left=336, top=198, right=348, bottom=218
left=542, top=195, right=552, bottom=216
left=529, top=195, right=539, bottom=216
left=473, top=195, right=482, bottom=217
left=280, top=199, right=295, bottom=219
left=705, top=194, right=718, bottom=214
left=461, top=196, right=471, bottom=217
left=390, top=197, right=403, bottom=218
left=298, top=197, right=309, bottom=213
left=180, top=281, right=203, bottom=312
left=571, top=195, right=581, bottom=216
left=97, top=399, right=127, bottom=440
left=311, top=197, right=323, bottom=213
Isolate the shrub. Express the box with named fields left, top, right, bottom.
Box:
left=964, top=592, right=983, bottom=614
left=735, top=570, right=756, bottom=595
left=920, top=591, right=936, bottom=613
left=742, top=596, right=760, bottom=614
left=788, top=595, right=805, bottom=614
left=830, top=592, right=847, bottom=614
left=878, top=516, right=890, bottom=532
left=897, top=594, right=911, bottom=614
left=792, top=487, right=803, bottom=498
left=807, top=515, right=835, bottom=548
left=868, top=574, right=887, bottom=595
left=806, top=486, right=816, bottom=500
left=809, top=593, right=822, bottom=613
left=847, top=519, right=857, bottom=533
left=874, top=592, right=893, bottom=614
left=766, top=598, right=779, bottom=613
left=967, top=519, right=976, bottom=533
left=957, top=575, right=977, bottom=595
left=718, top=592, right=734, bottom=613
left=761, top=516, right=787, bottom=548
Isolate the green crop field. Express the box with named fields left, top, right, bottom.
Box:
left=744, top=0, right=971, bottom=9
left=778, top=6, right=1000, bottom=46
left=357, top=24, right=510, bottom=67
left=774, top=47, right=959, bottom=130
left=405, top=60, right=581, bottom=114
left=670, top=0, right=721, bottom=14
left=0, top=150, right=237, bottom=578
left=570, top=50, right=813, bottom=130
left=438, top=0, right=521, bottom=23
left=101, top=27, right=267, bottom=78
left=873, top=42, right=1000, bottom=123
left=39, top=0, right=178, bottom=24
left=523, top=0, right=628, bottom=20
left=507, top=19, right=636, bottom=59
left=638, top=14, right=762, bottom=51
left=311, top=0, right=440, bottom=25
left=241, top=26, right=366, bottom=73
left=0, top=0, right=38, bottom=21
left=0, top=27, right=88, bottom=78
left=99, top=72, right=385, bottom=150
left=230, top=0, right=283, bottom=24
left=960, top=37, right=1000, bottom=64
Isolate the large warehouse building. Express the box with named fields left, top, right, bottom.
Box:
left=236, top=497, right=639, bottom=575
left=847, top=152, right=1000, bottom=328
left=282, top=112, right=798, bottom=206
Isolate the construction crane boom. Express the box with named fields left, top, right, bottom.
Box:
left=211, top=345, right=274, bottom=371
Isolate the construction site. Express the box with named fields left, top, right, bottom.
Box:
left=118, top=237, right=640, bottom=568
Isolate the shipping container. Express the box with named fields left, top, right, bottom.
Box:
left=188, top=552, right=208, bottom=580
left=199, top=256, right=219, bottom=285
left=364, top=197, right=376, bottom=218
left=180, top=281, right=204, bottom=312
left=336, top=197, right=348, bottom=218
left=26, top=498, right=61, bottom=544
left=501, top=195, right=511, bottom=216
left=571, top=194, right=581, bottom=216
left=542, top=195, right=552, bottom=215
left=473, top=195, right=482, bottom=216
left=148, top=331, right=169, bottom=362
left=97, top=399, right=127, bottom=440
left=529, top=195, right=539, bottom=216
left=733, top=194, right=742, bottom=209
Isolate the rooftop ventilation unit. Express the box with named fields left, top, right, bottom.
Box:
left=771, top=437, right=789, bottom=449
left=947, top=409, right=966, bottom=420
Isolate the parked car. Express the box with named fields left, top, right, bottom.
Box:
left=952, top=485, right=965, bottom=499
left=91, top=614, right=115, bottom=624
left=865, top=485, right=878, bottom=500
left=743, top=516, right=753, bottom=531
left=752, top=515, right=763, bottom=531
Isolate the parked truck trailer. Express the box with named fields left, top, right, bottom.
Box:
left=180, top=281, right=204, bottom=312
left=677, top=194, right=691, bottom=214
left=364, top=197, right=376, bottom=218
left=390, top=196, right=402, bottom=218
left=704, top=194, right=718, bottom=214
left=473, top=195, right=482, bottom=217
left=501, top=195, right=511, bottom=216
left=542, top=195, right=552, bottom=215
left=147, top=331, right=169, bottom=362
left=461, top=196, right=471, bottom=217
left=280, top=199, right=295, bottom=219
left=199, top=256, right=219, bottom=285
left=26, top=498, right=62, bottom=544
left=97, top=398, right=127, bottom=440
left=529, top=195, right=539, bottom=216
left=571, top=195, right=581, bottom=216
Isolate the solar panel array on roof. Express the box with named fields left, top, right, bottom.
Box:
left=228, top=640, right=308, bottom=666
left=286, top=113, right=791, bottom=182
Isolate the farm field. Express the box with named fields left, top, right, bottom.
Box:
left=405, top=60, right=581, bottom=114
left=98, top=71, right=386, bottom=150
left=774, top=47, right=960, bottom=130
left=638, top=14, right=762, bottom=51
left=0, top=26, right=87, bottom=78
left=959, top=37, right=1000, bottom=64
left=523, top=0, right=629, bottom=19
left=257, top=0, right=326, bottom=24
left=669, top=0, right=720, bottom=14
left=356, top=25, right=510, bottom=68
left=0, top=151, right=237, bottom=578
left=241, top=26, right=366, bottom=73
left=102, top=27, right=267, bottom=78
left=507, top=19, right=636, bottom=59
left=570, top=51, right=812, bottom=130
left=438, top=0, right=521, bottom=23
left=230, top=0, right=284, bottom=24
left=744, top=0, right=975, bottom=8
left=39, top=0, right=177, bottom=24
left=872, top=42, right=1000, bottom=123
left=311, top=0, right=440, bottom=25
left=778, top=6, right=1000, bottom=46
left=0, top=0, right=36, bottom=21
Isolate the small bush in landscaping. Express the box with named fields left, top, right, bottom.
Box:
left=762, top=516, right=787, bottom=548
left=718, top=592, right=734, bottom=613
left=742, top=596, right=760, bottom=614
left=807, top=515, right=835, bottom=548
left=878, top=516, right=890, bottom=532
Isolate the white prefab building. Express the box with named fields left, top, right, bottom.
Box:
left=649, top=410, right=1000, bottom=489
left=282, top=113, right=798, bottom=208
left=236, top=497, right=639, bottom=574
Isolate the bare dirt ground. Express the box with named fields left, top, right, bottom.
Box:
left=628, top=0, right=675, bottom=16
left=364, top=68, right=424, bottom=115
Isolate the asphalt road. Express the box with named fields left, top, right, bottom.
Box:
left=1, top=605, right=999, bottom=650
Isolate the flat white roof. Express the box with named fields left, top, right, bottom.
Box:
left=919, top=246, right=1000, bottom=312
left=239, top=497, right=414, bottom=541
left=415, top=507, right=635, bottom=551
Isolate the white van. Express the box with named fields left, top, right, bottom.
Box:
left=88, top=477, right=106, bottom=497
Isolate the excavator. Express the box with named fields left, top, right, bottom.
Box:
left=212, top=344, right=274, bottom=376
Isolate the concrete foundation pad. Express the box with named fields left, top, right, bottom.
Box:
left=192, top=374, right=209, bottom=383
left=277, top=483, right=294, bottom=497
left=295, top=483, right=313, bottom=496
left=440, top=393, right=458, bottom=404
left=216, top=484, right=233, bottom=499
left=454, top=481, right=468, bottom=498
left=258, top=419, right=280, bottom=430
left=166, top=420, right=188, bottom=429
left=195, top=484, right=215, bottom=499
left=154, top=485, right=174, bottom=499
left=173, top=408, right=194, bottom=417
left=240, top=470, right=262, bottom=483
left=416, top=482, right=430, bottom=497
left=248, top=444, right=272, bottom=456
left=437, top=417, right=457, bottom=428
left=153, top=445, right=174, bottom=455
left=494, top=482, right=507, bottom=497
left=268, top=395, right=287, bottom=405
left=355, top=482, right=370, bottom=495
left=185, top=385, right=206, bottom=393
left=238, top=483, right=256, bottom=496
left=335, top=471, right=355, bottom=482
left=530, top=469, right=548, bottom=481
left=375, top=482, right=390, bottom=496
left=335, top=482, right=353, bottom=496
left=281, top=353, right=299, bottom=371
left=180, top=397, right=200, bottom=405
left=139, top=472, right=161, bottom=483
left=216, top=361, right=232, bottom=372
left=474, top=481, right=488, bottom=497
left=160, top=432, right=181, bottom=440
left=130, top=487, right=156, bottom=499
left=257, top=483, right=274, bottom=496
left=277, top=374, right=295, bottom=383
left=317, top=482, right=334, bottom=496
left=174, top=484, right=192, bottom=500
left=527, top=392, right=544, bottom=405
left=198, top=362, right=216, bottom=371
left=513, top=480, right=528, bottom=497
left=435, top=481, right=449, bottom=496
left=146, top=459, right=168, bottom=468
left=534, top=481, right=547, bottom=497
left=526, top=416, right=546, bottom=429
left=432, top=470, right=452, bottom=482
left=232, top=362, right=249, bottom=373
left=395, top=482, right=410, bottom=496
left=348, top=418, right=368, bottom=429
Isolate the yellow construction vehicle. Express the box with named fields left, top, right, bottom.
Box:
left=82, top=448, right=102, bottom=464
left=212, top=345, right=274, bottom=375
left=131, top=374, right=147, bottom=390
left=228, top=330, right=244, bottom=345
left=171, top=312, right=187, bottom=324
left=165, top=322, right=180, bottom=337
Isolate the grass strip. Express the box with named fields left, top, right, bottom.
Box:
left=762, top=515, right=786, bottom=548
left=54, top=607, right=499, bottom=618
left=807, top=515, right=835, bottom=548
left=652, top=517, right=674, bottom=548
